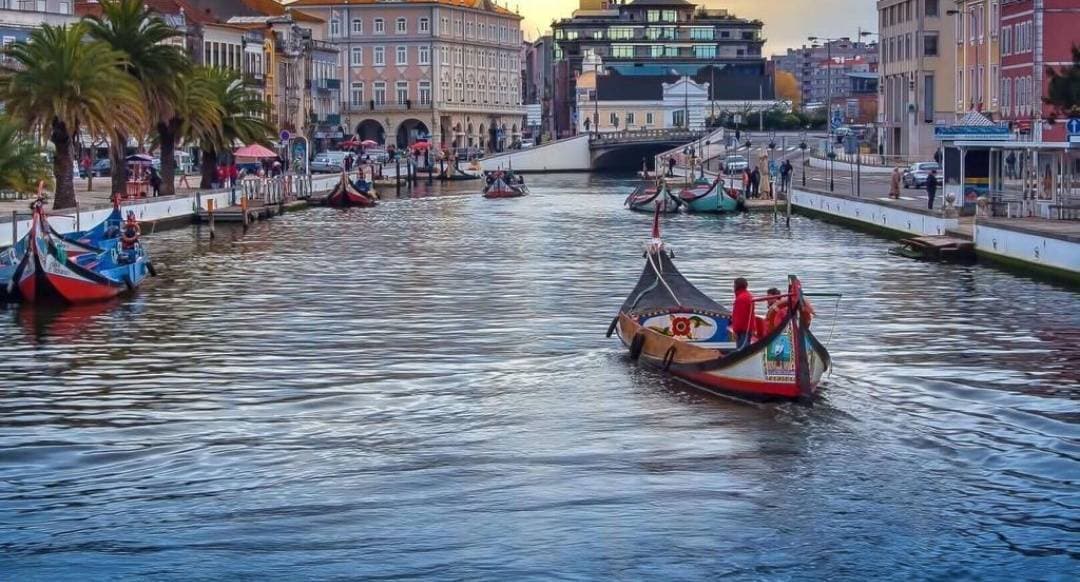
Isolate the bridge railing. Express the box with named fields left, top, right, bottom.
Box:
left=590, top=128, right=707, bottom=146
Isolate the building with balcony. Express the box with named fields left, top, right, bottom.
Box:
left=551, top=0, right=771, bottom=137
left=878, top=0, right=956, bottom=159
left=1, top=0, right=77, bottom=53
left=772, top=39, right=879, bottom=107
left=285, top=0, right=526, bottom=152
left=952, top=0, right=1001, bottom=119
left=999, top=0, right=1080, bottom=143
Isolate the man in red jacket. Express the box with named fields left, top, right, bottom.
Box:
left=731, top=277, right=755, bottom=350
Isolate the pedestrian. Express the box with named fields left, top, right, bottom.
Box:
left=926, top=169, right=938, bottom=210
left=750, top=167, right=761, bottom=199
left=889, top=167, right=901, bottom=199
left=780, top=160, right=793, bottom=193
left=229, top=162, right=239, bottom=187
left=667, top=156, right=676, bottom=177
left=81, top=153, right=92, bottom=179
left=731, top=277, right=755, bottom=350
left=742, top=167, right=751, bottom=198
left=148, top=166, right=162, bottom=196
left=216, top=163, right=227, bottom=188
left=1005, top=151, right=1016, bottom=179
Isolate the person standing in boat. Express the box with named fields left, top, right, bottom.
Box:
left=731, top=278, right=755, bottom=350
left=120, top=211, right=141, bottom=262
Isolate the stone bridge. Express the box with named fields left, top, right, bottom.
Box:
left=478, top=128, right=715, bottom=173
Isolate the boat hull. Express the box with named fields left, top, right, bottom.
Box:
left=327, top=189, right=376, bottom=207
left=680, top=185, right=742, bottom=213
left=626, top=187, right=680, bottom=213
left=615, top=312, right=829, bottom=402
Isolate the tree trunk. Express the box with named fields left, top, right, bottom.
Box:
left=200, top=147, right=217, bottom=190
left=110, top=129, right=126, bottom=197
left=50, top=119, right=76, bottom=210
left=157, top=120, right=180, bottom=198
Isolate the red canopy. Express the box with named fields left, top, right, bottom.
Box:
left=234, top=144, right=277, bottom=159
left=411, top=141, right=432, bottom=150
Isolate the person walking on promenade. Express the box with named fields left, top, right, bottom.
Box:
left=889, top=167, right=902, bottom=199
left=229, top=162, right=238, bottom=187
left=926, top=169, right=938, bottom=210
left=780, top=160, right=793, bottom=194
left=667, top=156, right=677, bottom=177
left=742, top=167, right=751, bottom=198
left=750, top=167, right=761, bottom=199
left=148, top=167, right=162, bottom=197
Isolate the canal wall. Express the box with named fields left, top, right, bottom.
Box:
left=479, top=135, right=591, bottom=173
left=1, top=174, right=342, bottom=248
left=974, top=221, right=1080, bottom=283
left=789, top=188, right=959, bottom=237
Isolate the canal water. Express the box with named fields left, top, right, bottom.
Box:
left=1, top=174, right=1077, bottom=580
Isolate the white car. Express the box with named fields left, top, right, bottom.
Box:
left=723, top=155, right=749, bottom=174
left=311, top=151, right=350, bottom=173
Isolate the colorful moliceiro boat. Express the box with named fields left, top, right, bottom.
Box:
left=12, top=201, right=152, bottom=304
left=625, top=183, right=680, bottom=213
left=325, top=173, right=378, bottom=207
left=609, top=215, right=831, bottom=403
left=677, top=174, right=743, bottom=213
left=483, top=175, right=528, bottom=198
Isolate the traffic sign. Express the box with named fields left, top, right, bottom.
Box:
left=280, top=129, right=291, bottom=142
left=1067, top=117, right=1080, bottom=136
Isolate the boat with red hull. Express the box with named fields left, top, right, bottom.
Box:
left=609, top=210, right=831, bottom=403
left=324, top=173, right=378, bottom=207
left=483, top=176, right=528, bottom=198
left=12, top=202, right=152, bottom=305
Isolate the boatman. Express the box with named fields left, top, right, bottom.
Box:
left=731, top=277, right=755, bottom=350
left=120, top=211, right=141, bottom=262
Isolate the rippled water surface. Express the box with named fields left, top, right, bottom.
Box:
left=1, top=174, right=1078, bottom=580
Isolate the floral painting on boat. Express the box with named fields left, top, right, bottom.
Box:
left=643, top=313, right=716, bottom=341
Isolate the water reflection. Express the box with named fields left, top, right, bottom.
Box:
left=0, top=173, right=1076, bottom=579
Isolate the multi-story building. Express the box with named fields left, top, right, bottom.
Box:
left=287, top=0, right=526, bottom=152
left=1, top=0, right=77, bottom=55
left=999, top=0, right=1080, bottom=143
left=552, top=0, right=772, bottom=137
left=772, top=39, right=879, bottom=106
left=878, top=0, right=956, bottom=159
left=524, top=35, right=554, bottom=141
left=952, top=0, right=1001, bottom=119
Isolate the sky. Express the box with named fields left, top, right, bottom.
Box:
left=516, top=0, right=879, bottom=55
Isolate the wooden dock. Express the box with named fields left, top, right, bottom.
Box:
left=890, top=235, right=975, bottom=262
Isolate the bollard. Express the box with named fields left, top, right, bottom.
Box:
left=207, top=198, right=216, bottom=239
left=11, top=210, right=17, bottom=247
left=240, top=193, right=249, bottom=228
left=395, top=158, right=401, bottom=198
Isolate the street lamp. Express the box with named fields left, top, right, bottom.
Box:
left=808, top=35, right=849, bottom=192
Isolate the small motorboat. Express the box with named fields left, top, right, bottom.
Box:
left=13, top=200, right=153, bottom=304
left=483, top=173, right=528, bottom=198
left=625, top=182, right=681, bottom=213
left=440, top=163, right=482, bottom=181
left=677, top=174, right=743, bottom=213
left=324, top=172, right=378, bottom=207
left=608, top=209, right=832, bottom=403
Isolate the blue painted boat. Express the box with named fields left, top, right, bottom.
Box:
left=677, top=174, right=742, bottom=213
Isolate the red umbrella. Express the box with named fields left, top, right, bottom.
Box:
left=340, top=136, right=360, bottom=149
left=234, top=143, right=277, bottom=159
left=411, top=141, right=432, bottom=150
left=360, top=139, right=379, bottom=147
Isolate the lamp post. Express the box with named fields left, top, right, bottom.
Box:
left=808, top=35, right=849, bottom=192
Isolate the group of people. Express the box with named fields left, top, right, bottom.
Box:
left=889, top=166, right=938, bottom=210
left=730, top=277, right=815, bottom=350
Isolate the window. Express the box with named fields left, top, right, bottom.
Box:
left=694, top=45, right=716, bottom=59
left=626, top=112, right=635, bottom=126
left=350, top=46, right=363, bottom=66
left=419, top=80, right=431, bottom=104
left=991, top=64, right=999, bottom=105
left=374, top=46, right=385, bottom=67
left=419, top=18, right=430, bottom=34
left=905, top=33, right=912, bottom=60
left=441, top=17, right=449, bottom=35
left=374, top=81, right=386, bottom=105
left=646, top=112, right=654, bottom=126
left=350, top=82, right=364, bottom=107
left=396, top=17, right=407, bottom=34
left=331, top=19, right=341, bottom=37
left=923, top=33, right=938, bottom=56
left=454, top=18, right=462, bottom=37
left=690, top=27, right=712, bottom=40
left=672, top=110, right=686, bottom=128
left=419, top=45, right=430, bottom=65
left=611, top=44, right=633, bottom=58
left=396, top=81, right=409, bottom=104
left=647, top=10, right=661, bottom=22
left=609, top=112, right=619, bottom=127
left=396, top=45, right=407, bottom=65
left=923, top=74, right=934, bottom=123
left=374, top=18, right=385, bottom=34
left=466, top=21, right=474, bottom=38
left=609, top=27, right=634, bottom=40
left=351, top=19, right=362, bottom=35
left=991, top=2, right=999, bottom=37
left=926, top=0, right=938, bottom=17
left=650, top=45, right=664, bottom=58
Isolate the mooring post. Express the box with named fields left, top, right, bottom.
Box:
left=207, top=198, right=216, bottom=239
left=241, top=193, right=249, bottom=228
left=786, top=187, right=792, bottom=228
left=11, top=210, right=17, bottom=246
left=395, top=158, right=401, bottom=198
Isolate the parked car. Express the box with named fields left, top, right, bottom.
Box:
left=519, top=139, right=535, bottom=149
left=902, top=162, right=943, bottom=189
left=89, top=158, right=111, bottom=177
left=361, top=147, right=389, bottom=163
left=722, top=155, right=749, bottom=174
left=310, top=151, right=350, bottom=173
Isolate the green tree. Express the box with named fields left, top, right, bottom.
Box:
left=185, top=67, right=272, bottom=189
left=158, top=68, right=222, bottom=194
left=86, top=0, right=190, bottom=196
left=0, top=115, right=50, bottom=194
left=1045, top=44, right=1080, bottom=118
left=0, top=23, right=143, bottom=209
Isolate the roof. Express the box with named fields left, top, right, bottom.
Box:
left=283, top=0, right=521, bottom=18
left=628, top=0, right=692, bottom=5
left=75, top=0, right=219, bottom=24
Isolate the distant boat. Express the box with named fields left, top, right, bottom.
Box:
left=483, top=174, right=528, bottom=198
left=677, top=174, right=743, bottom=213
left=323, top=173, right=378, bottom=207
left=625, top=183, right=680, bottom=213
left=14, top=201, right=152, bottom=304
left=608, top=209, right=832, bottom=403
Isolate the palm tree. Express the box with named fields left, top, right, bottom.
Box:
left=0, top=23, right=143, bottom=209
left=86, top=0, right=189, bottom=196
left=159, top=68, right=222, bottom=194
left=186, top=68, right=273, bottom=189
left=0, top=115, right=50, bottom=195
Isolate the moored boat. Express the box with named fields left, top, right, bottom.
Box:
left=608, top=211, right=831, bottom=403
left=13, top=201, right=152, bottom=305
left=625, top=182, right=681, bottom=213
left=324, top=172, right=378, bottom=207
left=677, top=174, right=743, bottom=213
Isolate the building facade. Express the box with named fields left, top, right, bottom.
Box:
left=952, top=0, right=1001, bottom=119
left=289, top=0, right=526, bottom=152
left=772, top=39, right=879, bottom=106
left=1, top=0, right=77, bottom=55
left=878, top=0, right=956, bottom=159
left=552, top=0, right=771, bottom=137
left=999, top=0, right=1080, bottom=143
